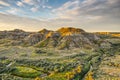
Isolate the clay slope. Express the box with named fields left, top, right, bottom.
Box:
left=0, top=27, right=100, bottom=49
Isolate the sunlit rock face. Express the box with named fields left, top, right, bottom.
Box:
left=57, top=27, right=85, bottom=36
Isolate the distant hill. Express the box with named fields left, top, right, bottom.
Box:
left=0, top=27, right=119, bottom=49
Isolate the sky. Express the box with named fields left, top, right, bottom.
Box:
left=0, top=0, right=120, bottom=32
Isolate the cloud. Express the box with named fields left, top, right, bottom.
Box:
left=52, top=0, right=103, bottom=20
left=82, top=0, right=97, bottom=6
left=21, top=0, right=51, bottom=12
left=42, top=5, right=52, bottom=9
left=0, top=0, right=10, bottom=6
left=0, top=6, right=2, bottom=8
left=6, top=8, right=22, bottom=15
left=52, top=0, right=120, bottom=21
left=23, top=0, right=31, bottom=3
left=22, top=0, right=33, bottom=5
left=49, top=0, right=120, bottom=31
left=52, top=0, right=80, bottom=20
left=31, top=7, right=39, bottom=12
left=22, top=0, right=48, bottom=6
left=17, top=1, right=24, bottom=7
left=85, top=15, right=102, bottom=20
left=0, top=0, right=119, bottom=32
left=0, top=13, right=48, bottom=31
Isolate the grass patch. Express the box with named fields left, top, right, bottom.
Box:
left=12, top=66, right=42, bottom=78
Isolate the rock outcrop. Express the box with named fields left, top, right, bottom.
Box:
left=0, top=27, right=100, bottom=49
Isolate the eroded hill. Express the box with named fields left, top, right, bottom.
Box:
left=0, top=27, right=100, bottom=50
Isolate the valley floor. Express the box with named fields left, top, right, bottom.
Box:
left=0, top=38, right=120, bottom=80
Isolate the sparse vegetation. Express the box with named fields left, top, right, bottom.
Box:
left=0, top=28, right=119, bottom=80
